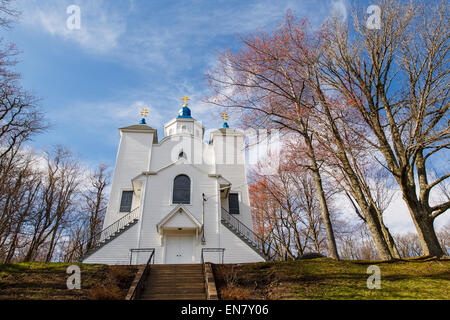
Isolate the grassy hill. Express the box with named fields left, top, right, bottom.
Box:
left=0, top=258, right=448, bottom=300
left=212, top=257, right=450, bottom=300
left=0, top=262, right=137, bottom=300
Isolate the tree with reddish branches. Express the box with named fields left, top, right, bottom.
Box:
left=207, top=12, right=341, bottom=260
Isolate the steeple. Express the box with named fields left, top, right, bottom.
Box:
left=164, top=95, right=205, bottom=138
left=221, top=112, right=230, bottom=128
left=139, top=108, right=149, bottom=124
left=178, top=95, right=192, bottom=119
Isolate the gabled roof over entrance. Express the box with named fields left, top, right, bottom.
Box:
left=156, top=205, right=202, bottom=234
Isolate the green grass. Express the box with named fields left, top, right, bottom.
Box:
left=0, top=262, right=137, bottom=300
left=213, top=257, right=450, bottom=300
left=2, top=258, right=448, bottom=300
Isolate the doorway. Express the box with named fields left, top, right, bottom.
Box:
left=165, top=234, right=194, bottom=264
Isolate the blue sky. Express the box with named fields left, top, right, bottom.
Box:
left=4, top=0, right=448, bottom=233
left=6, top=0, right=348, bottom=166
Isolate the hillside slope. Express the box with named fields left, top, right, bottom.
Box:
left=0, top=262, right=137, bottom=300
left=213, top=257, right=450, bottom=300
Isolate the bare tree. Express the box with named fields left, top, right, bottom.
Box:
left=249, top=148, right=342, bottom=260
left=320, top=0, right=449, bottom=256
left=82, top=164, right=110, bottom=252
left=0, top=0, right=19, bottom=29
left=395, top=232, right=424, bottom=258
left=0, top=149, right=41, bottom=263
left=207, top=14, right=340, bottom=259
left=0, top=81, right=46, bottom=159
left=23, top=147, right=81, bottom=262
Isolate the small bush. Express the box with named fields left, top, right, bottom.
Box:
left=108, top=265, right=135, bottom=288
left=222, top=265, right=238, bottom=287
left=88, top=285, right=122, bottom=300
left=220, top=285, right=254, bottom=300
left=297, top=252, right=325, bottom=260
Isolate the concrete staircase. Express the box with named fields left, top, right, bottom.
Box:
left=139, top=264, right=207, bottom=300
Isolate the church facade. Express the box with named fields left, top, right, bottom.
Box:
left=82, top=98, right=266, bottom=265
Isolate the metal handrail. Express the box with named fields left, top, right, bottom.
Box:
left=126, top=248, right=155, bottom=300
left=129, top=248, right=156, bottom=265
left=99, top=206, right=140, bottom=242
left=221, top=207, right=275, bottom=260
left=201, top=248, right=225, bottom=264
left=76, top=207, right=140, bottom=261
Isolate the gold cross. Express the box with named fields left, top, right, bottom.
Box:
left=140, top=108, right=149, bottom=118
left=221, top=112, right=229, bottom=122
left=181, top=95, right=190, bottom=107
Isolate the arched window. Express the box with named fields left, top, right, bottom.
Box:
left=173, top=175, right=190, bottom=204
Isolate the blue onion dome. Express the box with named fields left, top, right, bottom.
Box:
left=178, top=106, right=192, bottom=118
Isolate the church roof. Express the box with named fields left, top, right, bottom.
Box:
left=119, top=124, right=159, bottom=143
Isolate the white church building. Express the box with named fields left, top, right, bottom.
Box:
left=82, top=97, right=267, bottom=265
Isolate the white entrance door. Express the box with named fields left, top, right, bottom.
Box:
left=165, top=235, right=194, bottom=264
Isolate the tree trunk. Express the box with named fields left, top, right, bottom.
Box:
left=318, top=100, right=393, bottom=261
left=403, top=194, right=446, bottom=256
left=359, top=204, right=393, bottom=260
left=374, top=208, right=400, bottom=259
left=305, top=136, right=340, bottom=260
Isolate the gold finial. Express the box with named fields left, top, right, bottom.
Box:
left=221, top=112, right=229, bottom=122
left=140, top=108, right=149, bottom=118
left=181, top=95, right=190, bottom=107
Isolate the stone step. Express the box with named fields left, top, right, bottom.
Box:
left=147, top=282, right=204, bottom=287
left=147, top=276, right=204, bottom=281
left=149, top=269, right=202, bottom=272
left=148, top=274, right=203, bottom=278
left=139, top=264, right=206, bottom=300
left=151, top=264, right=202, bottom=267
left=149, top=272, right=203, bottom=275
left=151, top=265, right=202, bottom=271
left=148, top=272, right=203, bottom=276
left=145, top=287, right=205, bottom=294
left=150, top=268, right=202, bottom=272
left=147, top=282, right=205, bottom=287
left=140, top=294, right=206, bottom=300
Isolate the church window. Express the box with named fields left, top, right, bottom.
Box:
left=179, top=151, right=186, bottom=159
left=229, top=193, right=240, bottom=214
left=120, top=191, right=133, bottom=212
left=173, top=175, right=191, bottom=204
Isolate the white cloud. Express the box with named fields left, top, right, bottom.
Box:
left=16, top=0, right=342, bottom=72
left=331, top=0, right=348, bottom=22
left=19, top=0, right=128, bottom=53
